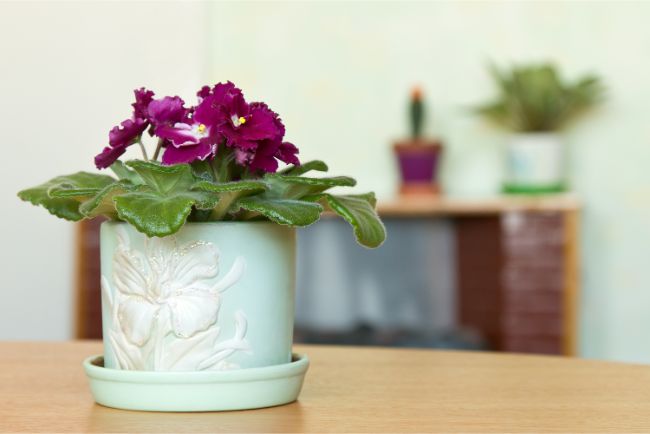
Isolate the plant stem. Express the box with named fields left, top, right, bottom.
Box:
left=152, top=138, right=164, bottom=161
left=239, top=210, right=261, bottom=220
left=137, top=140, right=149, bottom=161
left=210, top=159, right=220, bottom=182
left=209, top=192, right=238, bottom=220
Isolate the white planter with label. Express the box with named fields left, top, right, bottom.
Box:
left=504, top=133, right=565, bottom=193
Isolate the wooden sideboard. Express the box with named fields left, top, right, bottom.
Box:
left=376, top=194, right=580, bottom=356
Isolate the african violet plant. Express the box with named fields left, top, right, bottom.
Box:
left=18, top=82, right=386, bottom=248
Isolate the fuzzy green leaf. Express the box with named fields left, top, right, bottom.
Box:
left=79, top=181, right=135, bottom=219
left=115, top=191, right=198, bottom=237
left=114, top=161, right=218, bottom=237
left=110, top=161, right=144, bottom=184
left=265, top=174, right=356, bottom=199
left=18, top=172, right=116, bottom=221
left=47, top=172, right=115, bottom=199
left=279, top=160, right=328, bottom=176
left=126, top=160, right=195, bottom=194
left=306, top=193, right=386, bottom=248
left=236, top=196, right=323, bottom=226
left=191, top=180, right=268, bottom=194
left=189, top=160, right=215, bottom=182
left=191, top=180, right=269, bottom=220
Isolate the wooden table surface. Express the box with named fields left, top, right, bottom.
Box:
left=2, top=342, right=650, bottom=433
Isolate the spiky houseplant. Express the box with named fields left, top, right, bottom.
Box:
left=475, top=63, right=604, bottom=132
left=475, top=63, right=604, bottom=193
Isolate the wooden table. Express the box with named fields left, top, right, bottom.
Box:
left=2, top=342, right=650, bottom=433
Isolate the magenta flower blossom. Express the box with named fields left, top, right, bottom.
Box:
left=157, top=82, right=243, bottom=164
left=95, top=88, right=155, bottom=169
left=148, top=96, right=189, bottom=131
left=95, top=118, right=148, bottom=169
left=219, top=101, right=281, bottom=151
left=238, top=139, right=299, bottom=173
left=277, top=141, right=300, bottom=165
left=157, top=94, right=222, bottom=165
left=132, top=88, right=154, bottom=120
left=96, top=82, right=300, bottom=171
left=232, top=103, right=300, bottom=172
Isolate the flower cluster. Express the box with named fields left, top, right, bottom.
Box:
left=95, top=82, right=300, bottom=173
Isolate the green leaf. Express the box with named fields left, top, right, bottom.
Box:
left=126, top=160, right=195, bottom=194
left=114, top=161, right=218, bottom=237
left=18, top=172, right=116, bottom=221
left=235, top=196, right=323, bottom=226
left=110, top=161, right=144, bottom=184
left=191, top=180, right=268, bottom=194
left=189, top=160, right=215, bottom=182
left=47, top=172, right=115, bottom=199
left=271, top=175, right=356, bottom=188
left=279, top=160, right=328, bottom=176
left=115, top=191, right=198, bottom=237
left=191, top=180, right=269, bottom=220
left=306, top=193, right=386, bottom=248
left=265, top=174, right=356, bottom=199
left=79, top=181, right=135, bottom=219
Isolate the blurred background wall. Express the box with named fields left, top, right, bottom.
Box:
left=0, top=2, right=207, bottom=339
left=205, top=1, right=650, bottom=362
left=2, top=1, right=650, bottom=363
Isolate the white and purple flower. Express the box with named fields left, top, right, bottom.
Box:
left=94, top=82, right=300, bottom=172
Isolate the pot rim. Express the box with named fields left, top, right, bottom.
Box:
left=84, top=353, right=309, bottom=384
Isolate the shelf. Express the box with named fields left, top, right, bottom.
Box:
left=376, top=194, right=580, bottom=217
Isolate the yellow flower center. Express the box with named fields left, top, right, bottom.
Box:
left=238, top=116, right=246, bottom=125
left=197, top=124, right=207, bottom=133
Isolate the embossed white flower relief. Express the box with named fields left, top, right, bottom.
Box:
left=101, top=227, right=250, bottom=371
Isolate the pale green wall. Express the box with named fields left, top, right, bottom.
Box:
left=0, top=2, right=207, bottom=339
left=207, top=1, right=650, bottom=362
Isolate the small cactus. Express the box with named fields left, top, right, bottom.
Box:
left=409, top=87, right=425, bottom=139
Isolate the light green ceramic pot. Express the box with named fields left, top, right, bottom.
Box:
left=99, top=221, right=296, bottom=372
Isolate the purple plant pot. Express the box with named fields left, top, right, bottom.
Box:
left=394, top=141, right=442, bottom=194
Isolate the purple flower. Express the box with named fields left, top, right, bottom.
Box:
left=95, top=144, right=129, bottom=170
left=157, top=83, right=242, bottom=164
left=277, top=141, right=300, bottom=165
left=157, top=112, right=219, bottom=165
left=158, top=114, right=218, bottom=165
left=239, top=139, right=300, bottom=173
left=95, top=88, right=154, bottom=169
left=132, top=88, right=154, bottom=120
left=95, top=118, right=147, bottom=169
left=196, top=85, right=212, bottom=101
left=109, top=118, right=148, bottom=148
left=198, top=81, right=243, bottom=109
left=96, top=82, right=301, bottom=170
left=161, top=140, right=215, bottom=165
left=246, top=140, right=281, bottom=172
left=219, top=101, right=281, bottom=151
left=229, top=102, right=300, bottom=172
left=148, top=96, right=189, bottom=129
